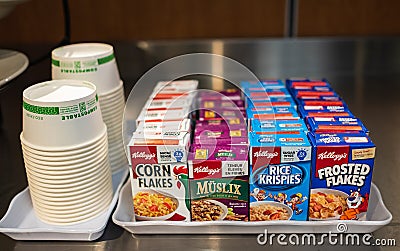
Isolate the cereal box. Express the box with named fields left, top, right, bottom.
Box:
left=240, top=80, right=286, bottom=89
left=198, top=89, right=242, bottom=101
left=188, top=145, right=249, bottom=221
left=286, top=80, right=331, bottom=89
left=136, top=108, right=189, bottom=125
left=154, top=80, right=199, bottom=91
left=128, top=131, right=191, bottom=221
left=250, top=119, right=308, bottom=132
left=249, top=131, right=312, bottom=221
left=199, top=108, right=246, bottom=121
left=195, top=119, right=247, bottom=131
left=244, top=88, right=292, bottom=98
left=308, top=132, right=375, bottom=221
left=306, top=117, right=368, bottom=134
left=247, top=97, right=297, bottom=108
left=246, top=107, right=300, bottom=120
left=199, top=100, right=244, bottom=109
left=136, top=119, right=191, bottom=133
left=298, top=106, right=353, bottom=118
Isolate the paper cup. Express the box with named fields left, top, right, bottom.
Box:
left=26, top=164, right=110, bottom=189
left=33, top=200, right=110, bottom=225
left=20, top=125, right=108, bottom=156
left=31, top=189, right=112, bottom=211
left=98, top=80, right=124, bottom=99
left=22, top=142, right=108, bottom=168
left=21, top=136, right=108, bottom=162
left=52, top=43, right=120, bottom=95
left=32, top=191, right=112, bottom=216
left=22, top=80, right=105, bottom=148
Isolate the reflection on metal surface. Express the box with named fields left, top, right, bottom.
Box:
left=211, top=41, right=224, bottom=90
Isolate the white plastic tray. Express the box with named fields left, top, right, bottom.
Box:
left=0, top=167, right=129, bottom=241
left=112, top=181, right=392, bottom=234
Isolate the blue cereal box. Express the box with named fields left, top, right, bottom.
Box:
left=250, top=119, right=308, bottom=132
left=298, top=105, right=353, bottom=118
left=308, top=132, right=376, bottom=221
left=249, top=131, right=312, bottom=221
left=247, top=97, right=297, bottom=108
left=306, top=117, right=369, bottom=134
left=286, top=79, right=331, bottom=89
left=247, top=107, right=300, bottom=120
left=240, top=80, right=285, bottom=89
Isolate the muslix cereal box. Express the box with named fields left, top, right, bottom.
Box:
left=188, top=145, right=249, bottom=221
left=249, top=131, right=311, bottom=221
left=308, top=132, right=375, bottom=221
left=128, top=130, right=191, bottom=221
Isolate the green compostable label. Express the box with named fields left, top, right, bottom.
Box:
left=190, top=178, right=248, bottom=201
left=52, top=54, right=115, bottom=74
left=23, top=96, right=98, bottom=121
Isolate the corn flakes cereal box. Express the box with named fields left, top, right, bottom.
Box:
left=308, top=132, right=375, bottom=221
left=249, top=131, right=312, bottom=221
left=154, top=80, right=199, bottom=91
left=136, top=119, right=191, bottom=133
left=188, top=145, right=249, bottom=221
left=128, top=131, right=191, bottom=221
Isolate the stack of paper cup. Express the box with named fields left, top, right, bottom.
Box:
left=51, top=43, right=127, bottom=173
left=20, top=80, right=113, bottom=225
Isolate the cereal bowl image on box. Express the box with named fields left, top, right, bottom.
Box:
left=250, top=201, right=293, bottom=221
left=133, top=189, right=179, bottom=221
left=191, top=199, right=228, bottom=221
left=309, top=188, right=349, bottom=221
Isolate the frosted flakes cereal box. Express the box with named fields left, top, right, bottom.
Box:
left=249, top=131, right=311, bottom=221
left=308, top=132, right=375, bottom=221
left=298, top=106, right=353, bottom=118
left=188, top=144, right=249, bottom=221
left=306, top=117, right=368, bottom=134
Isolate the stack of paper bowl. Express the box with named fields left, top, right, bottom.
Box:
left=51, top=43, right=127, bottom=173
left=20, top=80, right=113, bottom=225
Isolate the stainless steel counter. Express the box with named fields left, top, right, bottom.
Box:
left=0, top=38, right=399, bottom=250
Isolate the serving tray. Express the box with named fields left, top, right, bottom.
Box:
left=112, top=181, right=392, bottom=234
left=0, top=167, right=129, bottom=241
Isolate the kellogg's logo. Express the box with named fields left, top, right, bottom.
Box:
left=131, top=151, right=156, bottom=160
left=193, top=166, right=220, bottom=176
left=320, top=136, right=341, bottom=144
left=254, top=150, right=279, bottom=158
left=317, top=151, right=347, bottom=161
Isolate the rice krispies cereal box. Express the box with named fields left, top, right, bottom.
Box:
left=308, top=132, right=375, bottom=221
left=188, top=145, right=249, bottom=221
left=247, top=97, right=297, bottom=108
left=249, top=131, right=311, bottom=221
left=128, top=131, right=191, bottom=221
left=246, top=107, right=300, bottom=120
left=250, top=119, right=308, bottom=132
